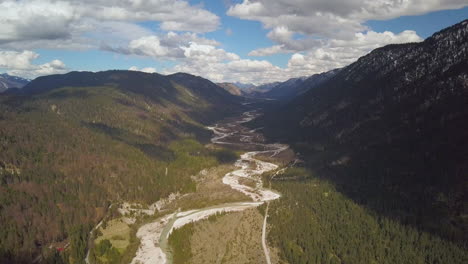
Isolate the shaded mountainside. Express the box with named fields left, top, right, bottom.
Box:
left=256, top=20, right=468, bottom=243
left=251, top=81, right=280, bottom=94
left=258, top=77, right=307, bottom=99
left=0, top=70, right=242, bottom=263
left=260, top=70, right=340, bottom=100
left=0, top=74, right=30, bottom=93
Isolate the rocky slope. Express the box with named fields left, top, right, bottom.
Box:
left=257, top=19, right=468, bottom=243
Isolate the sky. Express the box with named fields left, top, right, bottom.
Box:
left=0, top=1, right=467, bottom=84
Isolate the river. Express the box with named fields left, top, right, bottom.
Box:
left=131, top=110, right=286, bottom=264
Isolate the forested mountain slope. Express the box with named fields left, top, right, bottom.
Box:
left=256, top=19, right=468, bottom=243
left=0, top=70, right=241, bottom=263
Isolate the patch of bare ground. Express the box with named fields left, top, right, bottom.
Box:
left=188, top=208, right=281, bottom=264
left=165, top=165, right=251, bottom=211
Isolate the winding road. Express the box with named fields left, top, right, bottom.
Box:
left=131, top=110, right=286, bottom=264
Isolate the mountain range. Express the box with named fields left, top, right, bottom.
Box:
left=259, top=70, right=341, bottom=100
left=217, top=70, right=340, bottom=101
left=216, top=81, right=282, bottom=96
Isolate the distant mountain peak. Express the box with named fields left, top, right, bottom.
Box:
left=0, top=73, right=30, bottom=93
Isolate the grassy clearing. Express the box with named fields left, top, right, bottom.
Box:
left=170, top=208, right=273, bottom=264
left=89, top=218, right=132, bottom=263
left=95, top=219, right=131, bottom=252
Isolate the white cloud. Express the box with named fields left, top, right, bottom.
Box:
left=129, top=36, right=171, bottom=57
left=182, top=42, right=240, bottom=62
left=0, top=0, right=220, bottom=50
left=248, top=45, right=285, bottom=56
left=78, top=0, right=220, bottom=33
left=267, top=26, right=294, bottom=43
left=106, top=31, right=241, bottom=65
left=0, top=50, right=39, bottom=70
left=230, top=0, right=467, bottom=57
left=249, top=29, right=422, bottom=77
left=231, top=1, right=436, bottom=81
left=129, top=66, right=157, bottom=73
left=228, top=0, right=467, bottom=38
left=162, top=29, right=424, bottom=84
left=0, top=0, right=77, bottom=44
left=226, top=59, right=275, bottom=73
left=0, top=50, right=67, bottom=78
left=285, top=30, right=423, bottom=76
left=163, top=55, right=285, bottom=85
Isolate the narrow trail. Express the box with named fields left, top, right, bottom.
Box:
left=262, top=202, right=272, bottom=264
left=131, top=110, right=286, bottom=264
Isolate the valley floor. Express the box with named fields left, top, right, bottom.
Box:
left=89, top=110, right=290, bottom=264
left=89, top=109, right=468, bottom=264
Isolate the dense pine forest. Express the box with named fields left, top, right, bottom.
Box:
left=266, top=167, right=468, bottom=264
left=0, top=71, right=240, bottom=263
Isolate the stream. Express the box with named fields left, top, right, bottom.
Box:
left=131, top=110, right=287, bottom=264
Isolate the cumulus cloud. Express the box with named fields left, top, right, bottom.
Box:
left=104, top=32, right=226, bottom=60
left=228, top=0, right=445, bottom=81
left=128, top=36, right=172, bottom=57
left=228, top=0, right=467, bottom=38
left=248, top=45, right=285, bottom=56
left=161, top=29, right=424, bottom=84
left=0, top=50, right=67, bottom=78
left=163, top=55, right=285, bottom=85
left=78, top=0, right=220, bottom=32
left=0, top=0, right=220, bottom=50
left=231, top=0, right=466, bottom=57
left=0, top=0, right=76, bottom=44
left=284, top=30, right=423, bottom=75
left=182, top=42, right=240, bottom=62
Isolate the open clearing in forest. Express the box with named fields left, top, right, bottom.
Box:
left=95, top=219, right=131, bottom=252
left=188, top=208, right=273, bottom=264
